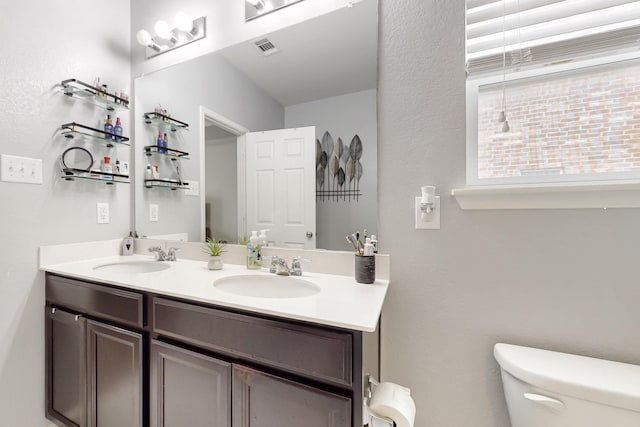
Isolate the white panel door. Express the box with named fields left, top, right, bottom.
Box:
left=245, top=127, right=316, bottom=249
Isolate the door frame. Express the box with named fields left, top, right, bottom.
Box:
left=198, top=107, right=250, bottom=242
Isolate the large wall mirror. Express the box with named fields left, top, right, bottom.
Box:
left=134, top=0, right=377, bottom=251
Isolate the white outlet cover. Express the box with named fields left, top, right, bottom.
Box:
left=150, top=204, right=159, bottom=222
left=415, top=196, right=441, bottom=230
left=1, top=154, right=43, bottom=184
left=184, top=180, right=199, bottom=196
left=96, top=203, right=110, bottom=224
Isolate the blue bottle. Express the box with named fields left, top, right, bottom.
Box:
left=156, top=131, right=163, bottom=153
left=162, top=133, right=169, bottom=154
left=114, top=117, right=123, bottom=142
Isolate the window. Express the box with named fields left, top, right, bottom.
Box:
left=465, top=0, right=640, bottom=187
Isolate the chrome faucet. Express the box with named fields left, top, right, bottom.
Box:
left=149, top=246, right=179, bottom=261
left=270, top=257, right=290, bottom=276
left=290, top=257, right=311, bottom=276
left=269, top=256, right=311, bottom=276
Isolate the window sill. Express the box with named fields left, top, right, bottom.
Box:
left=451, top=181, right=640, bottom=210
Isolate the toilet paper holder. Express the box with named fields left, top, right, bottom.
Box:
left=364, top=375, right=395, bottom=427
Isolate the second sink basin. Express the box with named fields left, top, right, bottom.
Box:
left=93, top=261, right=171, bottom=274
left=214, top=274, right=320, bottom=299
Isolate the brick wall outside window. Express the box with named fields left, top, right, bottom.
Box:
left=477, top=62, right=640, bottom=180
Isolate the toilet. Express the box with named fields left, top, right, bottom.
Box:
left=494, top=343, right=640, bottom=427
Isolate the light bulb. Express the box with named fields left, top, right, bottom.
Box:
left=175, top=12, right=193, bottom=32
left=502, top=120, right=510, bottom=133
left=136, top=29, right=152, bottom=47
left=154, top=20, right=174, bottom=41
left=247, top=0, right=265, bottom=9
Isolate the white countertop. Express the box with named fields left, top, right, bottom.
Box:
left=40, top=255, right=389, bottom=332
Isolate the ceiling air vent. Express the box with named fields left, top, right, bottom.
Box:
left=254, top=38, right=280, bottom=57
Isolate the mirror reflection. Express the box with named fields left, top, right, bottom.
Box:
left=134, top=0, right=377, bottom=250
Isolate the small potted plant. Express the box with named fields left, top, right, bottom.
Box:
left=204, top=238, right=226, bottom=270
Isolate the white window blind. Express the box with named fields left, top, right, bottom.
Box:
left=466, top=0, right=640, bottom=76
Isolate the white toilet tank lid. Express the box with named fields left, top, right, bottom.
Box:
left=494, top=343, right=640, bottom=413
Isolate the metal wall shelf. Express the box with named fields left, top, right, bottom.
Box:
left=144, top=179, right=189, bottom=190
left=144, top=145, right=189, bottom=160
left=60, top=122, right=130, bottom=148
left=144, top=112, right=189, bottom=132
left=61, top=168, right=130, bottom=185
left=61, top=79, right=129, bottom=111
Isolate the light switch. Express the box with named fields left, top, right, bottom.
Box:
left=150, top=204, right=159, bottom=222
left=97, top=203, right=110, bottom=224
left=1, top=154, right=43, bottom=184
left=184, top=180, right=199, bottom=196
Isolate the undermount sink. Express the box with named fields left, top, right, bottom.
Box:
left=93, top=261, right=171, bottom=274
left=213, top=274, right=320, bottom=299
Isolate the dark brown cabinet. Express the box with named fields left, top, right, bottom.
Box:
left=46, top=273, right=378, bottom=427
left=46, top=308, right=87, bottom=427
left=87, top=321, right=143, bottom=427
left=151, top=340, right=231, bottom=427
left=46, top=275, right=144, bottom=427
left=233, top=365, right=351, bottom=427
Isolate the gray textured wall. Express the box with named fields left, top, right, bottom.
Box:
left=0, top=1, right=131, bottom=424
left=378, top=1, right=640, bottom=426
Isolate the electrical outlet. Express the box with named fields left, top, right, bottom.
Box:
left=184, top=180, right=199, bottom=196
left=97, top=203, right=110, bottom=224
left=1, top=154, right=43, bottom=184
left=150, top=204, right=159, bottom=222
left=415, top=196, right=440, bottom=230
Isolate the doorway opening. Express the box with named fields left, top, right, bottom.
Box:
left=199, top=107, right=248, bottom=243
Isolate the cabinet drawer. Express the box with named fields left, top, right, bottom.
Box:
left=46, top=274, right=144, bottom=328
left=153, top=297, right=353, bottom=386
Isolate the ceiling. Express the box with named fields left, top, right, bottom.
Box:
left=219, top=0, right=378, bottom=107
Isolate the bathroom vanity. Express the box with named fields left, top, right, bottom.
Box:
left=42, top=253, right=387, bottom=427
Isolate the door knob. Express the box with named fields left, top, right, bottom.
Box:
left=306, top=232, right=314, bottom=238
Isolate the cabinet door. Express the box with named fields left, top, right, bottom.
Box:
left=151, top=340, right=231, bottom=427
left=86, top=320, right=143, bottom=427
left=233, top=365, right=351, bottom=427
left=46, top=307, right=87, bottom=427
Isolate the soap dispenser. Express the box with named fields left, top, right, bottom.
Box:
left=247, top=231, right=262, bottom=269
left=258, top=229, right=269, bottom=247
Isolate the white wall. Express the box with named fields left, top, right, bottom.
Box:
left=205, top=135, right=238, bottom=243
left=0, top=0, right=131, bottom=425
left=286, top=89, right=378, bottom=250
left=378, top=1, right=640, bottom=426
left=131, top=0, right=355, bottom=76
left=134, top=53, right=283, bottom=241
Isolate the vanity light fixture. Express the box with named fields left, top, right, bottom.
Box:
left=245, top=0, right=305, bottom=21
left=136, top=12, right=206, bottom=59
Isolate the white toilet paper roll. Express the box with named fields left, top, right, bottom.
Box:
left=368, top=382, right=416, bottom=427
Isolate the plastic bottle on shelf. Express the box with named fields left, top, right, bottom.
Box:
left=145, top=163, right=152, bottom=180
left=101, top=156, right=113, bottom=181
left=114, top=117, right=123, bottom=142
left=104, top=115, right=113, bottom=140
left=162, top=133, right=169, bottom=154
left=156, top=131, right=163, bottom=153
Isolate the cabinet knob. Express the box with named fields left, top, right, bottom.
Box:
left=306, top=232, right=314, bottom=238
